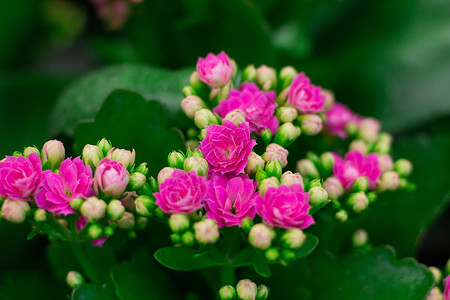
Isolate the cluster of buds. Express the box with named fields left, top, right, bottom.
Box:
left=168, top=214, right=220, bottom=246
left=219, top=279, right=269, bottom=300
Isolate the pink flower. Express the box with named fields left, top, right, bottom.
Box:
left=36, top=157, right=93, bottom=215
left=287, top=72, right=325, bottom=113
left=196, top=51, right=235, bottom=88
left=76, top=216, right=108, bottom=247
left=93, top=158, right=129, bottom=199
left=0, top=153, right=42, bottom=201
left=333, top=150, right=381, bottom=190
left=255, top=184, right=314, bottom=230
left=214, top=83, right=279, bottom=135
left=205, top=173, right=258, bottom=227
left=199, top=121, right=256, bottom=176
left=444, top=275, right=450, bottom=300
left=154, top=169, right=207, bottom=214
left=325, top=102, right=360, bottom=138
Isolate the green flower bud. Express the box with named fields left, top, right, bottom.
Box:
left=135, top=195, right=157, bottom=217
left=80, top=197, right=107, bottom=222
left=193, top=219, right=219, bottom=244
left=157, top=167, right=175, bottom=185
left=296, top=159, right=320, bottom=179
left=169, top=214, right=190, bottom=233
left=219, top=285, right=237, bottom=300
left=248, top=223, right=275, bottom=250
left=135, top=163, right=149, bottom=176
left=322, top=89, right=335, bottom=112
left=88, top=223, right=103, bottom=239
left=186, top=148, right=203, bottom=158
left=319, top=152, right=335, bottom=177
left=242, top=65, right=257, bottom=83
left=276, top=106, right=298, bottom=123
left=324, top=177, right=344, bottom=200
left=182, top=85, right=196, bottom=97
left=378, top=132, right=393, bottom=144
left=218, top=82, right=232, bottom=101
left=224, top=109, right=246, bottom=126
left=97, top=138, right=112, bottom=156
left=245, top=152, right=265, bottom=175
left=69, top=197, right=83, bottom=211
left=106, top=199, right=125, bottom=221
left=428, top=266, right=442, bottom=284
left=352, top=229, right=368, bottom=247
left=335, top=209, right=348, bottom=222
left=256, top=285, right=269, bottom=300
left=261, top=128, right=273, bottom=146
left=241, top=217, right=254, bottom=234
left=82, top=144, right=103, bottom=169
left=66, top=271, right=85, bottom=289
left=258, top=177, right=280, bottom=195
left=255, top=167, right=268, bottom=183
left=280, top=228, right=306, bottom=249
left=117, top=212, right=135, bottom=230
left=106, top=148, right=135, bottom=170
left=34, top=209, right=47, bottom=222
left=352, top=176, right=369, bottom=192
left=309, top=187, right=328, bottom=206
left=194, top=109, right=219, bottom=129
left=104, top=226, right=115, bottom=236
left=167, top=151, right=186, bottom=170
left=372, top=140, right=391, bottom=154
left=23, top=146, right=40, bottom=158
left=256, top=65, right=277, bottom=91
left=183, top=157, right=209, bottom=177
left=280, top=171, right=304, bottom=189
left=42, top=140, right=65, bottom=170
left=279, top=66, right=297, bottom=89
left=349, top=140, right=368, bottom=155
left=377, top=171, right=399, bottom=192
left=277, top=87, right=290, bottom=106
left=298, top=114, right=323, bottom=136
left=347, top=192, right=369, bottom=213
left=265, top=247, right=280, bottom=262
left=394, top=159, right=413, bottom=177
left=129, top=172, right=147, bottom=191
left=273, top=122, right=301, bottom=147
left=281, top=249, right=296, bottom=262
left=1, top=199, right=30, bottom=224
left=306, top=178, right=322, bottom=190
left=265, top=160, right=282, bottom=179
left=181, top=95, right=207, bottom=119
left=189, top=72, right=202, bottom=91
left=345, top=121, right=359, bottom=137
left=170, top=233, right=181, bottom=244
left=236, top=279, right=257, bottom=300
left=181, top=231, right=195, bottom=246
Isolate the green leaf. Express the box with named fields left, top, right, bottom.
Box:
left=50, top=64, right=192, bottom=137
left=72, top=283, right=118, bottom=300
left=154, top=246, right=227, bottom=271
left=73, top=89, right=185, bottom=177
left=26, top=223, right=43, bottom=240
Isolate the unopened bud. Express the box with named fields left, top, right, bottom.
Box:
left=23, top=146, right=40, bottom=158
left=265, top=247, right=280, bottom=262
left=378, top=154, right=394, bottom=172
left=352, top=176, right=369, bottom=192
left=265, top=160, right=282, bottom=179
left=377, top=171, right=399, bottom=192
left=190, top=72, right=202, bottom=91
left=97, top=138, right=112, bottom=156
left=280, top=228, right=306, bottom=249
left=277, top=106, right=297, bottom=123
left=323, top=177, right=344, bottom=201
left=193, top=219, right=219, bottom=244
left=258, top=177, right=280, bottom=195
left=42, top=140, right=65, bottom=170
left=106, top=199, right=125, bottom=221
left=255, top=167, right=268, bottom=183
left=262, top=143, right=288, bottom=168
left=277, top=87, right=289, bottom=106
left=224, top=109, right=246, bottom=126
left=309, top=187, right=328, bottom=206
left=280, top=171, right=304, bottom=189
left=256, top=285, right=269, bottom=300
left=236, top=279, right=257, bottom=300
left=428, top=266, right=442, bottom=284
left=256, top=65, right=276, bottom=91
left=169, top=214, right=190, bottom=233
left=1, top=200, right=30, bottom=223
left=181, top=95, right=206, bottom=119
left=372, top=140, right=391, bottom=154
left=181, top=231, right=195, bottom=246
left=34, top=209, right=47, bottom=222
left=66, top=271, right=85, bottom=289
left=70, top=197, right=83, bottom=211
left=82, top=144, right=103, bottom=169
left=117, top=212, right=135, bottom=230
left=335, top=209, right=348, bottom=222
left=426, top=287, right=443, bottom=300
left=157, top=167, right=174, bottom=185
left=241, top=217, right=254, bottom=234
left=219, top=285, right=237, bottom=300
left=129, top=172, right=146, bottom=191
left=242, top=65, right=257, bottom=83
left=80, top=197, right=107, bottom=222
left=194, top=109, right=219, bottom=129
left=319, top=152, right=335, bottom=176
left=167, top=151, right=185, bottom=169
left=273, top=122, right=301, bottom=147
left=248, top=223, right=275, bottom=250
left=347, top=192, right=369, bottom=213
left=352, top=229, right=368, bottom=247
left=106, top=148, right=135, bottom=170
left=378, top=132, right=393, bottom=144
left=349, top=140, right=368, bottom=155
left=281, top=249, right=296, bottom=262
left=321, top=89, right=335, bottom=111
left=88, top=223, right=102, bottom=239
left=182, top=85, right=196, bottom=97
left=298, top=114, right=323, bottom=136
left=245, top=152, right=265, bottom=175
left=296, top=159, right=320, bottom=179
left=183, top=157, right=208, bottom=177
left=218, top=82, right=231, bottom=101
left=261, top=128, right=272, bottom=145
left=394, top=159, right=413, bottom=177
left=279, top=66, right=297, bottom=89
left=358, top=118, right=380, bottom=143
left=135, top=195, right=157, bottom=217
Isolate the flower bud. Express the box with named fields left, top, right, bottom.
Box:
left=298, top=114, right=323, bottom=136
left=245, top=152, right=265, bottom=175
left=80, top=197, right=107, bottom=222
left=218, top=82, right=232, bottom=101
left=183, top=157, right=209, bottom=177
left=190, top=72, right=202, bottom=91
left=23, top=146, right=40, bottom=158
left=181, top=95, right=206, bottom=119
left=182, top=86, right=196, bottom=97
left=223, top=109, right=246, bottom=126
left=377, top=171, right=399, bottom=192
left=309, top=186, right=329, bottom=206
left=1, top=200, right=30, bottom=223
left=319, top=152, right=335, bottom=176
left=242, top=65, right=257, bottom=83
left=106, top=148, right=135, bottom=170
left=261, top=128, right=272, bottom=145
left=239, top=218, right=253, bottom=234
left=372, top=141, right=391, bottom=154
left=70, top=197, right=83, bottom=211
left=352, top=176, right=369, bottom=192
left=34, top=209, right=47, bottom=222
left=347, top=192, right=369, bottom=213
left=167, top=151, right=185, bottom=169
left=265, top=247, right=280, bottom=262
left=321, top=89, right=335, bottom=111
left=117, top=212, right=135, bottom=230
left=128, top=172, right=146, bottom=191
left=352, top=229, right=368, bottom=247
left=265, top=160, right=282, bottom=179
left=256, top=285, right=269, bottom=300
left=345, top=121, right=359, bottom=137
left=82, top=144, right=103, bottom=169
left=277, top=87, right=289, bottom=106
left=358, top=118, right=380, bottom=142
left=258, top=177, right=280, bottom=195
left=426, top=287, right=443, bottom=300
left=378, top=154, right=394, bottom=172
left=42, top=140, right=65, bottom=170
left=66, top=271, right=85, bottom=289
left=236, top=279, right=257, bottom=300
left=248, top=223, right=275, bottom=250
left=323, top=177, right=344, bottom=200
left=280, top=228, right=306, bottom=249
left=194, top=109, right=219, bottom=129
left=255, top=167, right=268, bottom=183
left=135, top=195, right=157, bottom=217
left=169, top=214, right=190, bottom=233
left=296, top=159, right=320, bottom=179
left=219, top=285, right=237, bottom=300
left=394, top=159, right=413, bottom=177
left=349, top=140, right=368, bottom=155
left=106, top=199, right=125, bottom=221
left=97, top=138, right=112, bottom=156
left=181, top=231, right=195, bottom=246
left=193, top=219, right=219, bottom=244
left=428, top=266, right=442, bottom=284
left=335, top=209, right=348, bottom=222
left=378, top=132, right=393, bottom=144
left=280, top=171, right=304, bottom=189
left=273, top=122, right=301, bottom=147
left=277, top=106, right=298, bottom=123
left=157, top=167, right=174, bottom=185
left=262, top=143, right=288, bottom=168
left=256, top=65, right=276, bottom=91
left=279, top=66, right=297, bottom=89
left=88, top=223, right=103, bottom=239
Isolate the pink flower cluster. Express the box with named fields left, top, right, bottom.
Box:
left=287, top=73, right=325, bottom=114
left=325, top=102, right=360, bottom=138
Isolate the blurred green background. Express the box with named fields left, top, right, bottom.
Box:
left=0, top=0, right=449, bottom=298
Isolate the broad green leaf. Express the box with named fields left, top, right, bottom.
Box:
left=50, top=64, right=192, bottom=137
left=73, top=89, right=185, bottom=177
left=72, top=283, right=118, bottom=300
left=154, top=246, right=227, bottom=271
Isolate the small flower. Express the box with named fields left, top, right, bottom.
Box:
left=325, top=102, right=360, bottom=138
left=199, top=121, right=256, bottom=176
left=255, top=184, right=314, bottom=229
left=193, top=219, right=220, bottom=244
left=36, top=157, right=93, bottom=215
left=394, top=159, right=413, bottom=177
left=42, top=140, right=65, bottom=170
left=196, top=51, right=235, bottom=88
left=154, top=169, right=207, bottom=214
left=204, top=173, right=258, bottom=228
left=287, top=72, right=325, bottom=113
left=1, top=199, right=30, bottom=223
left=66, top=271, right=85, bottom=289
left=169, top=214, right=190, bottom=233
left=80, top=197, right=107, bottom=222
left=0, top=153, right=42, bottom=201
left=248, top=223, right=275, bottom=250
left=219, top=285, right=237, bottom=300
left=262, top=143, right=288, bottom=168
left=106, top=148, right=135, bottom=170
left=236, top=279, right=257, bottom=300
left=93, top=158, right=130, bottom=199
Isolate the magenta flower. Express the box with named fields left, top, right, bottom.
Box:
left=255, top=184, right=314, bottom=230
left=36, top=157, right=93, bottom=215
left=287, top=72, right=325, bottom=113
left=0, top=153, right=42, bottom=201
left=199, top=121, right=256, bottom=176
left=325, top=102, right=360, bottom=138
left=213, top=83, right=279, bottom=135
left=154, top=169, right=207, bottom=214
left=76, top=216, right=108, bottom=247
left=205, top=173, right=258, bottom=227
left=333, top=150, right=381, bottom=190
left=93, top=158, right=129, bottom=199
left=196, top=51, right=235, bottom=88
left=444, top=275, right=450, bottom=300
